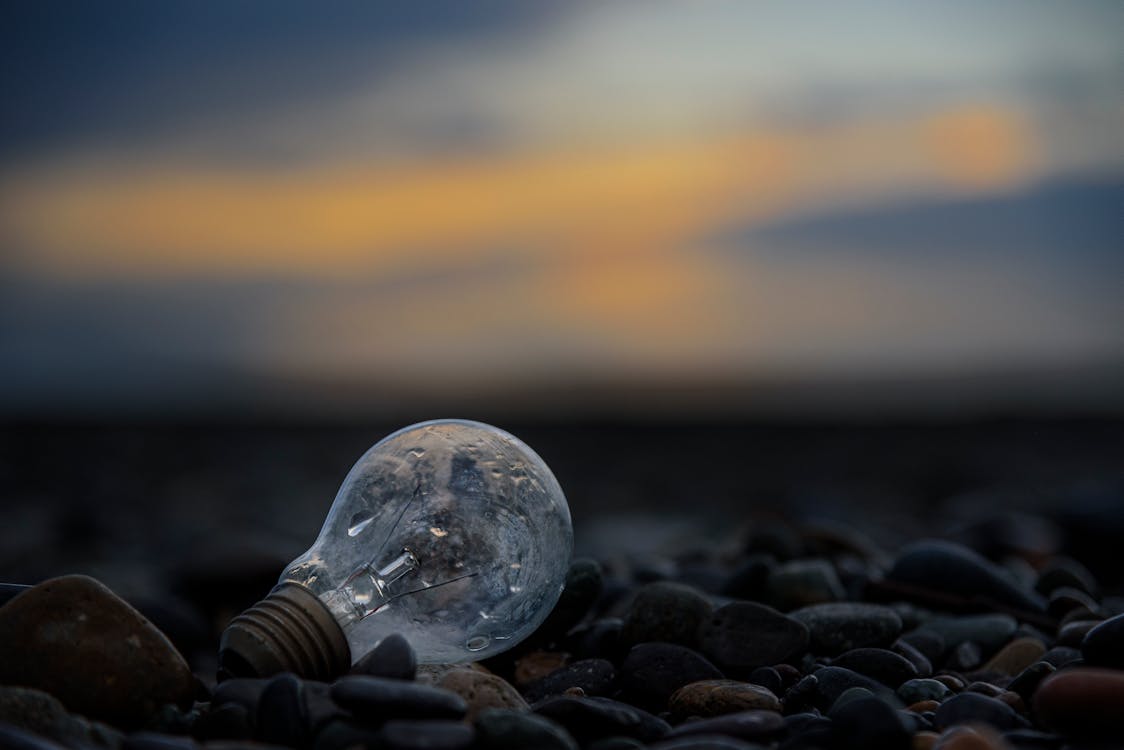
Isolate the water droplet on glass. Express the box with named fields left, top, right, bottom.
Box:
left=465, top=634, right=490, bottom=651
left=408, top=448, right=425, bottom=459
left=348, top=512, right=374, bottom=537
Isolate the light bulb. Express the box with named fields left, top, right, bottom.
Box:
left=219, top=419, right=573, bottom=680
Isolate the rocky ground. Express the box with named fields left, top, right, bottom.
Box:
left=1, top=420, right=1123, bottom=749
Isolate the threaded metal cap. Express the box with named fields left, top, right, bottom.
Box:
left=219, top=582, right=351, bottom=681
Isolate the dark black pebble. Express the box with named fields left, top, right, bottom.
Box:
left=256, top=672, right=308, bottom=747
left=211, top=679, right=268, bottom=717
left=830, top=648, right=918, bottom=687
left=789, top=603, right=902, bottom=655
left=312, top=718, right=382, bottom=750
left=524, top=658, right=617, bottom=702
left=564, top=618, right=624, bottom=662
left=620, top=643, right=723, bottom=711
left=585, top=738, right=645, bottom=750
left=303, top=681, right=347, bottom=735
left=194, top=703, right=252, bottom=742
left=946, top=641, right=982, bottom=671
left=934, top=692, right=1031, bottom=731
left=351, top=633, right=417, bottom=681
left=621, top=582, right=712, bottom=650
left=331, top=675, right=467, bottom=721
left=1035, top=556, right=1100, bottom=599
left=532, top=695, right=670, bottom=744
left=698, top=601, right=809, bottom=673
left=828, top=694, right=911, bottom=750
left=475, top=708, right=578, bottom=750
left=782, top=712, right=835, bottom=747
left=1006, top=661, right=1055, bottom=705
left=919, top=614, right=1016, bottom=655
left=746, top=667, right=782, bottom=695
left=377, top=719, right=475, bottom=750
left=898, top=630, right=945, bottom=664
left=766, top=558, right=845, bottom=610
left=887, top=540, right=1046, bottom=613
left=811, top=667, right=901, bottom=710
left=647, top=735, right=764, bottom=750
left=123, top=732, right=199, bottom=750
left=721, top=555, right=774, bottom=601
left=1047, top=586, right=1100, bottom=619
left=780, top=675, right=819, bottom=714
left=890, top=639, right=932, bottom=677
left=1039, top=646, right=1082, bottom=668
left=1080, top=613, right=1124, bottom=669
left=0, top=722, right=68, bottom=750
left=535, top=559, right=605, bottom=645
left=666, top=709, right=784, bottom=741
left=1001, top=728, right=1065, bottom=749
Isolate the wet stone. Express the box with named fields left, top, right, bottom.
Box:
left=532, top=695, right=671, bottom=744
left=698, top=601, right=809, bottom=674
left=829, top=694, right=912, bottom=750
left=620, top=643, right=723, bottom=711
left=790, top=602, right=902, bottom=656
left=255, top=672, right=308, bottom=747
left=351, top=633, right=417, bottom=681
left=766, top=558, right=845, bottom=610
left=934, top=692, right=1031, bottom=732
left=620, top=582, right=712, bottom=650
left=378, top=719, right=475, bottom=750
left=524, top=658, right=617, bottom=703
left=898, top=678, right=953, bottom=705
left=1079, top=612, right=1124, bottom=669
left=330, top=675, right=467, bottom=722
left=668, top=680, right=781, bottom=719
left=666, top=710, right=784, bottom=742
left=475, top=708, right=579, bottom=750
left=0, top=575, right=196, bottom=728
left=983, top=637, right=1046, bottom=676
left=1032, top=666, right=1124, bottom=738
left=831, top=647, right=919, bottom=687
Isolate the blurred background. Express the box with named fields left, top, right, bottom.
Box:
left=1, top=1, right=1122, bottom=636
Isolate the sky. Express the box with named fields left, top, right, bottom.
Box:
left=1, top=1, right=1122, bottom=417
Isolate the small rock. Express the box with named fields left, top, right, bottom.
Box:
left=646, top=735, right=762, bottom=750
left=0, top=722, right=70, bottom=750
left=330, top=675, right=467, bottom=721
left=898, top=679, right=953, bottom=705
left=668, top=680, right=781, bottom=719
left=932, top=724, right=1008, bottom=749
left=1046, top=586, right=1100, bottom=619
left=514, top=651, right=570, bottom=688
left=532, top=696, right=670, bottom=744
left=255, top=673, right=308, bottom=747
left=437, top=668, right=528, bottom=722
left=1034, top=556, right=1100, bottom=599
left=620, top=582, right=712, bottom=650
left=0, top=686, right=106, bottom=748
left=946, top=642, right=983, bottom=672
left=811, top=666, right=901, bottom=709
left=564, top=619, right=623, bottom=662
left=721, top=555, right=774, bottom=601
left=783, top=712, right=835, bottom=746
left=534, top=559, right=604, bottom=645
left=781, top=675, right=820, bottom=714
left=665, top=710, right=784, bottom=741
left=211, top=679, right=269, bottom=716
left=698, top=601, right=809, bottom=673
left=1005, top=661, right=1054, bottom=705
left=907, top=699, right=941, bottom=713
left=1057, top=619, right=1103, bottom=648
left=790, top=603, right=902, bottom=655
left=829, top=694, right=911, bottom=750
left=887, top=540, right=1046, bottom=613
left=831, top=648, right=919, bottom=687
left=982, top=637, right=1046, bottom=676
left=619, top=643, right=722, bottom=711
left=350, top=634, right=417, bottom=681
left=475, top=708, right=578, bottom=750
left=892, top=640, right=933, bottom=678
left=1032, top=666, right=1124, bottom=737
left=920, top=614, right=1017, bottom=655
left=194, top=702, right=252, bottom=741
left=746, top=667, right=782, bottom=695
left=524, top=659, right=616, bottom=703
left=900, top=631, right=946, bottom=664
left=766, top=559, right=845, bottom=610
left=0, top=575, right=196, bottom=728
left=377, top=719, right=475, bottom=750
left=1079, top=613, right=1124, bottom=669
left=312, top=718, right=382, bottom=750
left=1039, top=646, right=1082, bottom=668
left=934, top=692, right=1030, bottom=732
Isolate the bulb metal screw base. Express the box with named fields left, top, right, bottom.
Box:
left=219, top=583, right=351, bottom=681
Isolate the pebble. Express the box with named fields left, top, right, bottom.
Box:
left=0, top=575, right=196, bottom=728
left=790, top=602, right=903, bottom=655
left=565, top=618, right=624, bottom=662
left=330, top=675, right=468, bottom=721
left=123, top=731, right=199, bottom=749
left=524, top=658, right=617, bottom=703
left=746, top=666, right=782, bottom=695
left=887, top=540, right=1046, bottom=613
left=931, top=725, right=1008, bottom=749
left=934, top=692, right=1031, bottom=732
left=982, top=637, right=1046, bottom=676
left=619, top=643, right=722, bottom=711
left=1079, top=613, right=1124, bottom=669
left=697, top=601, right=809, bottom=673
left=668, top=680, right=781, bottom=719
left=810, top=666, right=901, bottom=709
left=766, top=558, right=845, bottom=610
left=585, top=738, right=645, bottom=750
left=721, top=555, right=774, bottom=601
left=475, top=708, right=579, bottom=750
left=534, top=559, right=605, bottom=646
left=1057, top=619, right=1102, bottom=648
left=900, top=630, right=946, bottom=664
left=436, top=668, right=528, bottom=722
left=0, top=685, right=110, bottom=748
left=831, top=647, right=919, bottom=687
left=350, top=633, right=417, bottom=681
left=1005, top=661, right=1055, bottom=705
left=829, top=694, right=912, bottom=749
left=1046, top=587, right=1100, bottom=619
left=255, top=672, right=308, bottom=747
left=211, top=678, right=269, bottom=715
left=947, top=641, right=983, bottom=671
left=194, top=702, right=252, bottom=742
left=893, top=639, right=934, bottom=678
left=1034, top=556, right=1100, bottom=599
left=899, top=678, right=953, bottom=704
left=1032, top=666, right=1124, bottom=737
left=532, top=696, right=670, bottom=744
left=378, top=719, right=475, bottom=750
left=646, top=735, right=764, bottom=750
left=514, top=651, right=570, bottom=687
left=0, top=722, right=70, bottom=750
left=1038, top=646, right=1082, bottom=668
left=312, top=718, right=382, bottom=750
left=664, top=710, right=784, bottom=742
left=620, top=582, right=712, bottom=650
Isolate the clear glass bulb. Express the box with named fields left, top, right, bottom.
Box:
left=275, top=419, right=573, bottom=666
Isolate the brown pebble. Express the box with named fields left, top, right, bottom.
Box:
left=933, top=725, right=1009, bottom=749
left=997, top=690, right=1025, bottom=713
left=908, top=699, right=941, bottom=713
left=563, top=686, right=586, bottom=697
left=913, top=730, right=939, bottom=750
left=436, top=668, right=528, bottom=722
left=1033, top=667, right=1124, bottom=736
left=983, top=637, right=1046, bottom=676
left=933, top=674, right=965, bottom=692
left=513, top=651, right=570, bottom=688
left=965, top=681, right=1004, bottom=698
left=668, top=679, right=781, bottom=719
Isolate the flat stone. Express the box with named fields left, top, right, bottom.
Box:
left=621, top=582, right=712, bottom=650
left=377, top=719, right=475, bottom=750
left=934, top=692, right=1030, bottom=732
left=0, top=575, right=195, bottom=728
left=668, top=680, right=781, bottom=719
left=898, top=679, right=952, bottom=705
left=330, top=675, right=467, bottom=722
left=350, top=633, right=417, bottom=681
left=887, top=540, right=1046, bottom=613
left=666, top=710, right=784, bottom=741
left=1032, top=666, right=1124, bottom=737
left=1080, top=612, right=1124, bottom=669
left=789, top=603, right=902, bottom=655
left=698, top=601, right=809, bottom=673
left=619, top=643, right=723, bottom=711
left=532, top=696, right=670, bottom=744
left=831, top=648, right=919, bottom=687
left=437, top=668, right=528, bottom=722
left=475, top=708, right=578, bottom=750
left=982, top=637, right=1046, bottom=676
left=524, top=658, right=617, bottom=703
left=766, top=559, right=845, bottom=610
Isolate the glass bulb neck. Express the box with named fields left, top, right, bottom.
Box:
left=325, top=547, right=421, bottom=625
